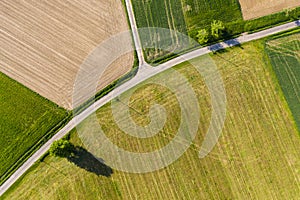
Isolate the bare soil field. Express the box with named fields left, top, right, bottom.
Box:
left=239, top=0, right=300, bottom=20
left=0, top=0, right=133, bottom=110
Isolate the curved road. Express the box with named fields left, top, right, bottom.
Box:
left=0, top=0, right=299, bottom=195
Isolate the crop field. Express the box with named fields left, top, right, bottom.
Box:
left=182, top=0, right=242, bottom=31
left=0, top=0, right=133, bottom=110
left=132, top=0, right=300, bottom=59
left=131, top=0, right=188, bottom=61
left=131, top=0, right=187, bottom=32
left=239, top=0, right=300, bottom=20
left=3, top=39, right=300, bottom=199
left=0, top=72, right=67, bottom=185
left=266, top=33, right=300, bottom=130
left=131, top=0, right=243, bottom=60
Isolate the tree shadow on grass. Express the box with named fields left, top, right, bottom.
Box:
left=67, top=146, right=113, bottom=177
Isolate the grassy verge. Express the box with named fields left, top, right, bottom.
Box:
left=3, top=37, right=300, bottom=199
left=0, top=72, right=69, bottom=185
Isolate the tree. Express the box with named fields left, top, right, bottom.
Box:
left=284, top=8, right=292, bottom=17
left=211, top=20, right=225, bottom=39
left=196, top=29, right=209, bottom=45
left=49, top=139, right=74, bottom=158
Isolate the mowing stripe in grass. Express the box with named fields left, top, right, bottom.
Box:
left=266, top=35, right=300, bottom=130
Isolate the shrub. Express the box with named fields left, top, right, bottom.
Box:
left=197, top=29, right=209, bottom=44
left=49, top=139, right=74, bottom=158
left=211, top=20, right=225, bottom=39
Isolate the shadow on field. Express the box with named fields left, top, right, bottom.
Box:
left=209, top=38, right=243, bottom=54
left=224, top=39, right=243, bottom=49
left=68, top=146, right=113, bottom=177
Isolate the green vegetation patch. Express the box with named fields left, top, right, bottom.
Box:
left=0, top=72, right=68, bottom=184
left=266, top=34, right=300, bottom=130
left=182, top=0, right=242, bottom=31
left=226, top=7, right=300, bottom=36
left=131, top=0, right=300, bottom=63
left=185, top=2, right=300, bottom=40
left=132, top=0, right=187, bottom=32
left=131, top=0, right=188, bottom=61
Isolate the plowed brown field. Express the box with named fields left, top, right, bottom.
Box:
left=239, top=0, right=300, bottom=20
left=0, top=0, right=133, bottom=110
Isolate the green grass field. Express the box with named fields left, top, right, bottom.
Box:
left=131, top=0, right=188, bottom=61
left=0, top=72, right=68, bottom=184
left=131, top=0, right=300, bottom=63
left=3, top=38, right=300, bottom=199
left=266, top=33, right=300, bottom=130
left=131, top=0, right=242, bottom=61
left=182, top=0, right=242, bottom=31
left=131, top=0, right=187, bottom=32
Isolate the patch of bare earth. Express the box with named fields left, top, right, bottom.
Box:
left=0, top=0, right=133, bottom=110
left=238, top=0, right=300, bottom=20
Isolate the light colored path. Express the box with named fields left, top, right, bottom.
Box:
left=124, top=0, right=145, bottom=66
left=0, top=2, right=299, bottom=195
